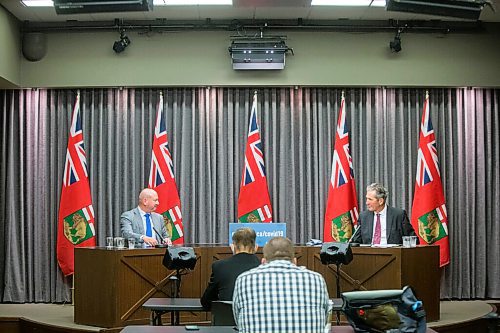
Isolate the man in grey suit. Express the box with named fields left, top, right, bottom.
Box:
left=121, top=188, right=171, bottom=247
left=352, top=183, right=417, bottom=245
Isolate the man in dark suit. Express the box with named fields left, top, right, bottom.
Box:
left=352, top=183, right=417, bottom=245
left=120, top=188, right=171, bottom=247
left=201, top=227, right=260, bottom=310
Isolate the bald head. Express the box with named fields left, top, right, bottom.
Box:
left=138, top=188, right=159, bottom=213
left=263, top=237, right=295, bottom=263
left=139, top=188, right=157, bottom=201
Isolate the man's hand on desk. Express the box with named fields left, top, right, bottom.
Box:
left=142, top=235, right=158, bottom=246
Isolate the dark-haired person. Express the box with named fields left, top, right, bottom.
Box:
left=200, top=227, right=260, bottom=310
left=233, top=237, right=329, bottom=333
left=352, top=183, right=417, bottom=245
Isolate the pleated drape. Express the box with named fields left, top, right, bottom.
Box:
left=0, top=87, right=498, bottom=302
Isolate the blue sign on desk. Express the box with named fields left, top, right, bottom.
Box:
left=229, top=223, right=287, bottom=247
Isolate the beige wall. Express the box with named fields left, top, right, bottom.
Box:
left=5, top=22, right=500, bottom=88
left=0, top=7, right=20, bottom=87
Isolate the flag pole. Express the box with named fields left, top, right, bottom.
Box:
left=341, top=90, right=345, bottom=99
left=72, top=89, right=79, bottom=305
left=425, top=90, right=429, bottom=100
left=71, top=275, right=75, bottom=305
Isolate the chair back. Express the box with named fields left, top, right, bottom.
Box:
left=211, top=301, right=235, bottom=326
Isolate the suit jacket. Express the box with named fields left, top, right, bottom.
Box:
left=351, top=206, right=417, bottom=245
left=120, top=207, right=169, bottom=244
left=200, top=252, right=260, bottom=310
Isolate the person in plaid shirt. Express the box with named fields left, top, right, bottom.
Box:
left=233, top=237, right=330, bottom=333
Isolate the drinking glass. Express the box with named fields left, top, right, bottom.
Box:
left=128, top=238, right=135, bottom=249
left=402, top=236, right=411, bottom=248
left=106, top=236, right=113, bottom=248
left=115, top=237, right=125, bottom=248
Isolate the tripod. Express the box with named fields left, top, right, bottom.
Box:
left=320, top=242, right=353, bottom=327
left=161, top=246, right=197, bottom=326
left=332, top=262, right=343, bottom=326
left=169, top=268, right=185, bottom=325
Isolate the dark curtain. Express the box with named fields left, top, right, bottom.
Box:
left=0, top=87, right=498, bottom=302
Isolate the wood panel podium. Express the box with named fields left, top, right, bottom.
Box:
left=74, top=247, right=209, bottom=328
left=309, top=246, right=440, bottom=321
left=75, top=245, right=439, bottom=328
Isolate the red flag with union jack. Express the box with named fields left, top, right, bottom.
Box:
left=57, top=92, right=96, bottom=276
left=323, top=95, right=359, bottom=242
left=411, top=93, right=450, bottom=267
left=148, top=93, right=184, bottom=244
left=238, top=93, right=273, bottom=223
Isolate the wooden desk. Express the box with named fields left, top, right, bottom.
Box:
left=120, top=325, right=438, bottom=333
left=75, top=245, right=440, bottom=327
left=309, top=246, right=440, bottom=321
left=74, top=247, right=207, bottom=328
left=141, top=298, right=343, bottom=327
left=143, top=298, right=205, bottom=326
left=121, top=326, right=236, bottom=333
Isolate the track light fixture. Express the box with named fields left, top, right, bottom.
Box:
left=113, top=29, right=131, bottom=54
left=389, top=28, right=402, bottom=53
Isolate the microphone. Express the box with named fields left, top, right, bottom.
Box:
left=348, top=225, right=361, bottom=246
left=152, top=226, right=169, bottom=248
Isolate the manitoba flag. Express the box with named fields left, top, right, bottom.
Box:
left=323, top=95, right=359, bottom=242
left=238, top=93, right=273, bottom=223
left=411, top=93, right=450, bottom=267
left=148, top=93, right=184, bottom=244
left=57, top=92, right=96, bottom=276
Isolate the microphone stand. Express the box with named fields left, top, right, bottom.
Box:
left=334, top=261, right=342, bottom=326
left=153, top=226, right=183, bottom=325
left=152, top=226, right=169, bottom=248
left=347, top=225, right=361, bottom=246
left=334, top=226, right=360, bottom=326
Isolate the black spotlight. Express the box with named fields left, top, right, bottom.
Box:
left=113, top=30, right=131, bottom=54
left=162, top=246, right=197, bottom=270
left=389, top=29, right=402, bottom=53
left=320, top=241, right=353, bottom=325
left=320, top=242, right=353, bottom=266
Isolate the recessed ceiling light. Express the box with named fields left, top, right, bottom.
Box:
left=21, top=0, right=54, bottom=7
left=153, top=0, right=232, bottom=5
left=312, top=0, right=385, bottom=6
left=371, top=0, right=386, bottom=7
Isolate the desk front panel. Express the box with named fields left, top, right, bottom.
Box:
left=76, top=245, right=440, bottom=327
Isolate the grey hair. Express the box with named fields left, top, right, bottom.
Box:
left=366, top=183, right=389, bottom=201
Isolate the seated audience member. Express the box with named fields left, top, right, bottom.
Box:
left=201, top=227, right=260, bottom=310
left=352, top=183, right=417, bottom=245
left=233, top=237, right=329, bottom=333
left=120, top=188, right=171, bottom=247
